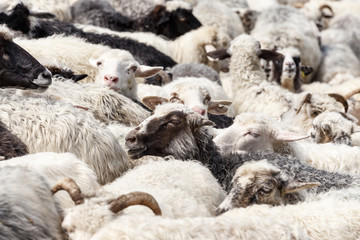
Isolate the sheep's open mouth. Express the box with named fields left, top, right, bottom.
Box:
left=127, top=146, right=147, bottom=159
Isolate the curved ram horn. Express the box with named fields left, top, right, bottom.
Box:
left=344, top=89, right=360, bottom=99
left=51, top=178, right=84, bottom=205
left=319, top=4, right=334, bottom=18
left=295, top=93, right=312, bottom=114
left=109, top=191, right=162, bottom=216
left=328, top=93, right=348, bottom=113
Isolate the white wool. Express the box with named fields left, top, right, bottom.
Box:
left=76, top=24, right=229, bottom=69
left=62, top=159, right=226, bottom=239
left=0, top=152, right=100, bottom=209
left=224, top=198, right=360, bottom=240
left=0, top=88, right=130, bottom=185
left=193, top=0, right=245, bottom=40
left=91, top=211, right=308, bottom=240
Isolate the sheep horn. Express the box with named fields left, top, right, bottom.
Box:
left=295, top=93, right=312, bottom=114
left=344, top=89, right=360, bottom=99
left=51, top=178, right=84, bottom=205
left=328, top=93, right=348, bottom=113
left=109, top=191, right=162, bottom=216
left=319, top=4, right=334, bottom=18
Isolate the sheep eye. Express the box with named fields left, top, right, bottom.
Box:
left=259, top=187, right=272, bottom=194
left=244, top=132, right=260, bottom=137
left=310, top=110, right=321, bottom=117
left=170, top=97, right=181, bottom=103
left=96, top=61, right=102, bottom=67
left=203, top=95, right=211, bottom=104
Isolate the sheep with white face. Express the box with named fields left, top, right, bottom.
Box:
left=90, top=49, right=163, bottom=100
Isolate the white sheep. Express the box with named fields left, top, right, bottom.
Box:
left=90, top=209, right=309, bottom=240
left=214, top=112, right=360, bottom=175
left=193, top=0, right=245, bottom=40
left=250, top=5, right=321, bottom=85
left=221, top=196, right=360, bottom=240
left=142, top=77, right=234, bottom=117
left=0, top=166, right=64, bottom=240
left=76, top=24, right=230, bottom=71
left=217, top=34, right=294, bottom=117
left=19, top=79, right=151, bottom=126
left=14, top=34, right=111, bottom=83
left=61, top=158, right=226, bottom=239
left=0, top=88, right=130, bottom=184
left=0, top=152, right=100, bottom=210
left=88, top=49, right=163, bottom=100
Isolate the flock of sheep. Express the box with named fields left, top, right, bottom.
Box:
left=1, top=0, right=360, bottom=239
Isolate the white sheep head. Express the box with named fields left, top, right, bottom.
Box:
left=90, top=49, right=163, bottom=99
left=214, top=112, right=309, bottom=155
left=216, top=159, right=320, bottom=215
left=142, top=77, right=232, bottom=117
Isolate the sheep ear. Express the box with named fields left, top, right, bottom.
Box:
left=300, top=66, right=313, bottom=76
left=259, top=49, right=284, bottom=61
left=282, top=181, right=320, bottom=195
left=142, top=96, right=168, bottom=110
left=208, top=100, right=232, bottom=115
left=319, top=4, right=334, bottom=19
left=273, top=130, right=310, bottom=142
left=135, top=65, right=163, bottom=78
left=206, top=49, right=231, bottom=61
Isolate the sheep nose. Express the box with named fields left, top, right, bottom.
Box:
left=192, top=106, right=206, bottom=116
left=125, top=130, right=138, bottom=148
left=104, top=75, right=119, bottom=83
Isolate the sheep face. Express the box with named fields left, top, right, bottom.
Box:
left=310, top=111, right=358, bottom=145
left=125, top=103, right=213, bottom=159
left=0, top=25, right=52, bottom=89
left=155, top=6, right=202, bottom=40
left=214, top=113, right=309, bottom=155
left=216, top=160, right=319, bottom=214
left=90, top=49, right=162, bottom=98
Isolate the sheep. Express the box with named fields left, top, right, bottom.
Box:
left=89, top=49, right=163, bottom=100
left=310, top=111, right=360, bottom=146
left=0, top=24, right=52, bottom=89
left=215, top=156, right=360, bottom=214
left=280, top=91, right=349, bottom=135
left=0, top=152, right=100, bottom=210
left=0, top=120, right=28, bottom=160
left=208, top=34, right=294, bottom=117
left=76, top=24, right=229, bottom=71
left=0, top=88, right=131, bottom=184
left=91, top=209, right=308, bottom=240
left=142, top=77, right=234, bottom=117
left=250, top=5, right=321, bottom=85
left=218, top=197, right=360, bottom=240
left=71, top=0, right=202, bottom=40
left=321, top=13, right=360, bottom=60
left=296, top=0, right=360, bottom=30
left=25, top=0, right=72, bottom=22
left=0, top=166, right=64, bottom=240
left=13, top=34, right=111, bottom=84
left=60, top=158, right=226, bottom=239
left=309, top=43, right=360, bottom=83
left=213, top=112, right=360, bottom=175
left=19, top=78, right=151, bottom=126
left=193, top=0, right=245, bottom=40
